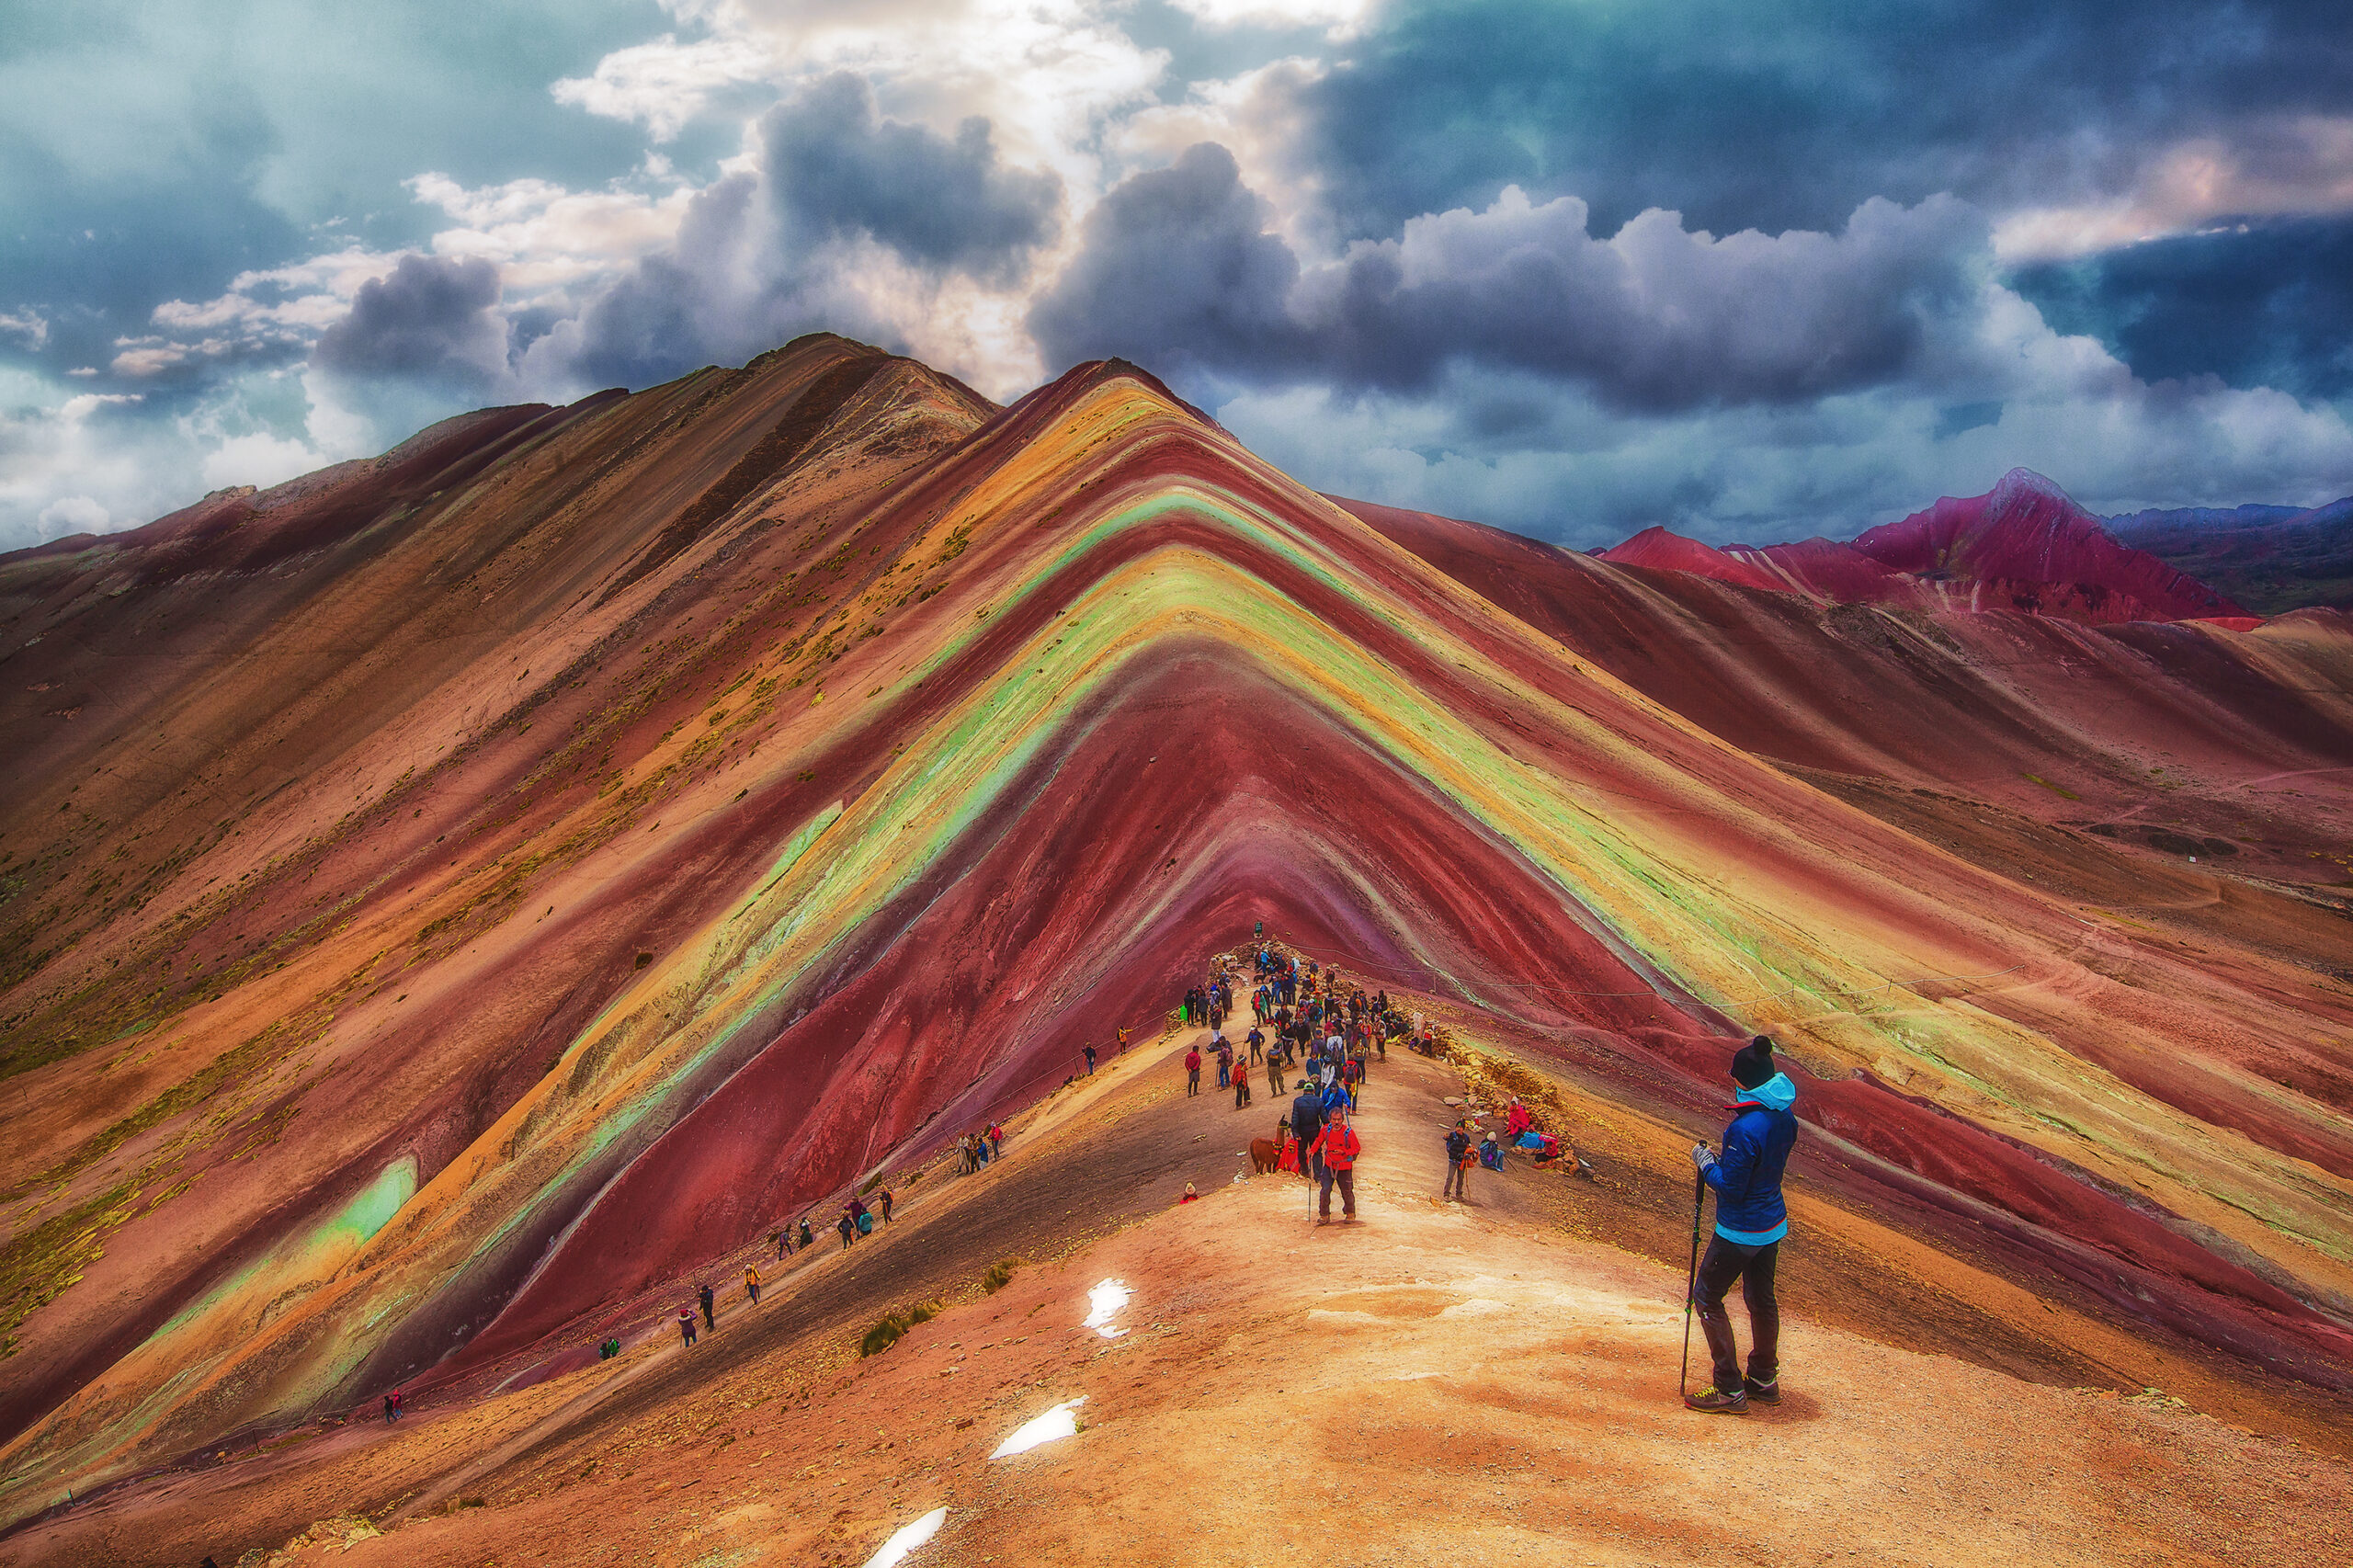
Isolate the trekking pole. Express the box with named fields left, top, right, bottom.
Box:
left=1678, top=1167, right=1705, bottom=1400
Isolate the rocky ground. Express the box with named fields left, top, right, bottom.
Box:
left=6, top=1026, right=2345, bottom=1567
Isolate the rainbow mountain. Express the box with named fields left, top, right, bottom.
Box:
left=3, top=335, right=2350, bottom=1517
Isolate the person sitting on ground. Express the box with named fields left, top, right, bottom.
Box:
left=1479, top=1131, right=1504, bottom=1171
left=1179, top=1182, right=1199, bottom=1204
left=1506, top=1097, right=1531, bottom=1140
left=1687, top=1036, right=1800, bottom=1415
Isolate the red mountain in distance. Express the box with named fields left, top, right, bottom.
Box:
left=1592, top=524, right=1786, bottom=593
left=1598, top=468, right=2250, bottom=624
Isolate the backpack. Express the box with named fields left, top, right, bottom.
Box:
left=1445, top=1130, right=1471, bottom=1162
left=857, top=1211, right=873, bottom=1234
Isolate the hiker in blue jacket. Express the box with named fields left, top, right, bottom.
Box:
left=1687, top=1036, right=1800, bottom=1415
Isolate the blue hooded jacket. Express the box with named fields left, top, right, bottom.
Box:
left=1703, top=1073, right=1798, bottom=1244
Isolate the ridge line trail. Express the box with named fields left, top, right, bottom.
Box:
left=351, top=1034, right=2353, bottom=1563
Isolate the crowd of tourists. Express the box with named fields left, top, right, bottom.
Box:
left=381, top=938, right=1793, bottom=1429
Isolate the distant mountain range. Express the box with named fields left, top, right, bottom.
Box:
left=2105, top=494, right=2353, bottom=616
left=1597, top=468, right=2353, bottom=622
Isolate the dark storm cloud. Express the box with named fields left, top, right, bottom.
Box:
left=549, top=78, right=1062, bottom=390
left=1030, top=143, right=1984, bottom=414
left=2012, top=216, right=2353, bottom=400
left=762, top=74, right=1061, bottom=281
left=314, top=254, right=506, bottom=386
left=1293, top=0, right=2353, bottom=243
left=1026, top=143, right=1304, bottom=380
left=557, top=173, right=760, bottom=390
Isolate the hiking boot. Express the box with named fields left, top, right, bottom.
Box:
left=1684, top=1386, right=1749, bottom=1415
left=1743, top=1377, right=1780, bottom=1405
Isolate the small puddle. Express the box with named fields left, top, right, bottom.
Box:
left=859, top=1506, right=947, bottom=1568
left=1082, top=1278, right=1131, bottom=1338
left=990, top=1398, right=1087, bottom=1460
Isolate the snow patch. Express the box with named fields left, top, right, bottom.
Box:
left=991, top=1398, right=1087, bottom=1459
left=860, top=1507, right=947, bottom=1568
left=1083, top=1278, right=1131, bottom=1338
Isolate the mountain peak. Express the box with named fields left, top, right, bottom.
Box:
left=1991, top=467, right=2073, bottom=506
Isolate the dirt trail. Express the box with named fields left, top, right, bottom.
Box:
left=12, top=1021, right=2343, bottom=1567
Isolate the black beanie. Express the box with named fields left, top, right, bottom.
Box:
left=1732, top=1035, right=1775, bottom=1089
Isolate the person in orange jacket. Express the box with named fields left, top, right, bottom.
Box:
left=1308, top=1103, right=1362, bottom=1223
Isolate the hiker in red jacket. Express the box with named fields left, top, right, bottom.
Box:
left=1308, top=1104, right=1362, bottom=1223
left=1184, top=1045, right=1202, bottom=1096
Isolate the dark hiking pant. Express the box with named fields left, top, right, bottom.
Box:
left=1235, top=1079, right=1251, bottom=1108
left=1442, top=1159, right=1469, bottom=1200
left=1693, top=1236, right=1780, bottom=1392
left=680, top=1321, right=696, bottom=1346
left=1319, top=1165, right=1356, bottom=1219
left=1187, top=1068, right=1200, bottom=1096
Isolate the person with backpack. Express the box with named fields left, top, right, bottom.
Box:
left=1185, top=1044, right=1202, bottom=1096
left=1308, top=1104, right=1362, bottom=1223
left=770, top=1227, right=788, bottom=1260
left=1233, top=1061, right=1253, bottom=1108
left=745, top=1265, right=761, bottom=1305
left=1084, top=1043, right=1097, bottom=1075
left=1443, top=1121, right=1474, bottom=1201
left=1290, top=1084, right=1324, bottom=1183
left=1686, top=1037, right=1800, bottom=1415
left=836, top=1213, right=856, bottom=1251
left=798, top=1217, right=813, bottom=1251
left=857, top=1207, right=874, bottom=1236
left=879, top=1188, right=895, bottom=1222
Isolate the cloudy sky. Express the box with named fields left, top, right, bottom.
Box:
left=5, top=0, right=2352, bottom=551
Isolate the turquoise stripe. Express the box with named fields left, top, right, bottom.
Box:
left=1714, top=1219, right=1789, bottom=1245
